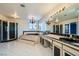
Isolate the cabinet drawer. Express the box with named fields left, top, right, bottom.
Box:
left=63, top=45, right=79, bottom=56
left=53, top=41, right=62, bottom=48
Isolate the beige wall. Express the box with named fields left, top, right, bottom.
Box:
left=0, top=14, right=28, bottom=37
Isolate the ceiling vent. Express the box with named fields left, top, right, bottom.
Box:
left=20, top=4, right=25, bottom=7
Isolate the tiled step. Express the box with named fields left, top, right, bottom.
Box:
left=20, top=39, right=36, bottom=45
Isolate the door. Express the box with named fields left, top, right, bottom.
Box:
left=60, top=24, right=63, bottom=34
left=9, top=22, right=15, bottom=39
left=3, top=21, right=8, bottom=41
left=16, top=23, right=18, bottom=39
left=53, top=25, right=55, bottom=33
left=0, top=20, right=1, bottom=42
left=56, top=25, right=59, bottom=34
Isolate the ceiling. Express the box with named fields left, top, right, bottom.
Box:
left=0, top=3, right=79, bottom=22
left=48, top=3, right=79, bottom=22
left=0, top=3, right=59, bottom=21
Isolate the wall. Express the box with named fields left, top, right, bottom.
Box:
left=46, top=23, right=53, bottom=32
left=58, top=18, right=78, bottom=34
left=15, top=19, right=28, bottom=37
left=48, top=17, right=79, bottom=35
left=0, top=14, right=27, bottom=38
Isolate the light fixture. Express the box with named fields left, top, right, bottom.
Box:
left=11, top=12, right=20, bottom=19
left=47, top=20, right=51, bottom=25
left=54, top=6, right=66, bottom=16
left=55, top=18, right=59, bottom=23
left=61, top=7, right=65, bottom=11
left=28, top=15, right=36, bottom=24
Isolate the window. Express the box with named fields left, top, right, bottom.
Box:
left=70, top=22, right=77, bottom=34
left=65, top=24, right=69, bottom=34
left=39, top=22, right=46, bottom=31
left=29, top=23, right=36, bottom=31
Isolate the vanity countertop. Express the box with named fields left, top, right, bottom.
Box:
left=40, top=34, right=79, bottom=51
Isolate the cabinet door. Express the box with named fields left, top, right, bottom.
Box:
left=65, top=52, right=71, bottom=56
left=40, top=38, right=44, bottom=45
left=54, top=46, right=60, bottom=56
left=64, top=51, right=75, bottom=56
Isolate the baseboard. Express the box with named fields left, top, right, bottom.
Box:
left=0, top=39, right=17, bottom=43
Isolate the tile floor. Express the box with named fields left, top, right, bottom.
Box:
left=0, top=39, right=53, bottom=56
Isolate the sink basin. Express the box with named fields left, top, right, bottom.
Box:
left=59, top=37, right=79, bottom=43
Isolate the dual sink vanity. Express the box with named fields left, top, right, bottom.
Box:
left=39, top=34, right=79, bottom=56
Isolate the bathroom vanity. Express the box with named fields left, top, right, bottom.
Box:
left=40, top=34, right=79, bottom=56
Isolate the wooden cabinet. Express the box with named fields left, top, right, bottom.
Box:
left=63, top=45, right=79, bottom=56
left=53, top=41, right=63, bottom=56
left=40, top=37, right=44, bottom=45
left=65, top=52, right=71, bottom=56
left=40, top=35, right=79, bottom=56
